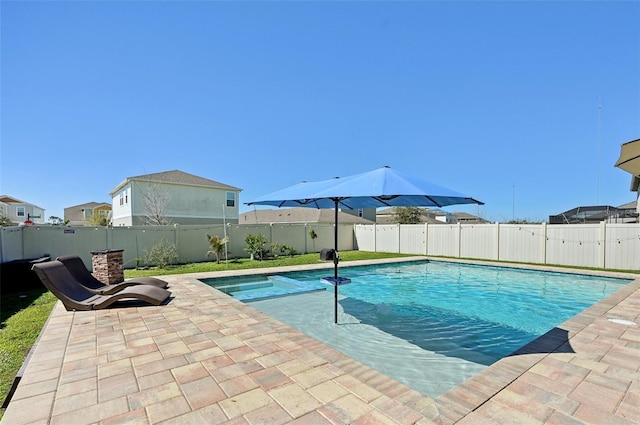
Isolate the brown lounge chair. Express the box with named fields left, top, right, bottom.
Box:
left=32, top=261, right=171, bottom=311
left=56, top=255, right=169, bottom=295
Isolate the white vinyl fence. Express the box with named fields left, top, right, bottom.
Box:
left=0, top=223, right=353, bottom=270
left=354, top=222, right=640, bottom=271
left=2, top=222, right=639, bottom=271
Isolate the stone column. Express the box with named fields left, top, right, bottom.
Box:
left=90, top=249, right=124, bottom=284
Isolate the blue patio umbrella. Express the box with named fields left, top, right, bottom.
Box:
left=247, top=166, right=484, bottom=323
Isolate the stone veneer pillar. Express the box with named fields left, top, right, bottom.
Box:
left=90, top=249, right=124, bottom=284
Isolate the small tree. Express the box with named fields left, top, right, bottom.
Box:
left=244, top=233, right=269, bottom=261
left=309, top=228, right=318, bottom=251
left=48, top=216, right=68, bottom=225
left=206, top=234, right=229, bottom=264
left=0, top=215, right=14, bottom=227
left=88, top=215, right=108, bottom=226
left=392, top=206, right=422, bottom=224
left=141, top=183, right=172, bottom=225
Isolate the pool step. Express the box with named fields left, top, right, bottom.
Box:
left=267, top=275, right=305, bottom=286
left=214, top=281, right=272, bottom=294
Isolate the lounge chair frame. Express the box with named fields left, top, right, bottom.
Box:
left=56, top=255, right=168, bottom=295
left=32, top=261, right=171, bottom=311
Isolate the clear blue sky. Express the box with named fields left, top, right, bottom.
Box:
left=2, top=1, right=639, bottom=223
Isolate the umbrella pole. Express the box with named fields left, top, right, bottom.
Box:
left=334, top=199, right=339, bottom=324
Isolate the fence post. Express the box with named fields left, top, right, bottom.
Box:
left=495, top=222, right=500, bottom=261
left=373, top=224, right=377, bottom=252
left=541, top=222, right=548, bottom=265
left=424, top=223, right=429, bottom=256
left=599, top=221, right=606, bottom=269
left=456, top=223, right=462, bottom=258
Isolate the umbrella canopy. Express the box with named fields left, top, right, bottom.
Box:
left=246, top=166, right=484, bottom=323
left=615, top=138, right=640, bottom=176
left=249, top=166, right=483, bottom=209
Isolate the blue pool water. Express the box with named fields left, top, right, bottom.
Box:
left=201, top=260, right=630, bottom=396
left=203, top=274, right=326, bottom=301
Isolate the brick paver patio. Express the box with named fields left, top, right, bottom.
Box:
left=2, top=259, right=639, bottom=424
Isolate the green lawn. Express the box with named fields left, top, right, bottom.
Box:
left=0, top=290, right=57, bottom=418
left=0, top=250, right=413, bottom=419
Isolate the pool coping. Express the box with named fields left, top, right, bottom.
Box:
left=2, top=257, right=639, bottom=424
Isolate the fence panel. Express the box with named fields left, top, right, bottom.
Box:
left=30, top=226, right=110, bottom=265
left=604, top=224, right=640, bottom=270
left=353, top=224, right=375, bottom=251
left=270, top=224, right=308, bottom=255
left=460, top=224, right=497, bottom=260
left=426, top=225, right=457, bottom=257
left=545, top=225, right=601, bottom=268
left=498, top=225, right=545, bottom=264
left=400, top=224, right=426, bottom=255
left=0, top=226, right=25, bottom=262
left=226, top=224, right=272, bottom=259
left=178, top=225, right=225, bottom=264
left=374, top=225, right=400, bottom=253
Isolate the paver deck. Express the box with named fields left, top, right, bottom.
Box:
left=2, top=258, right=639, bottom=424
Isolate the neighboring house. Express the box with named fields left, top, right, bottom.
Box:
left=64, top=202, right=112, bottom=226
left=240, top=207, right=374, bottom=224
left=452, top=212, right=491, bottom=224
left=109, top=170, right=242, bottom=226
left=0, top=195, right=46, bottom=225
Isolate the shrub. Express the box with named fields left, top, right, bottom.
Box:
left=144, top=239, right=178, bottom=269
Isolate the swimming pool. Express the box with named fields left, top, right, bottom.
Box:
left=201, top=260, right=631, bottom=396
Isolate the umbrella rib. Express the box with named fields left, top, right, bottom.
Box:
left=616, top=154, right=640, bottom=166
left=424, top=195, right=444, bottom=208
left=372, top=196, right=393, bottom=207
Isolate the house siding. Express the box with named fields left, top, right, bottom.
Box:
left=110, top=173, right=240, bottom=226
left=0, top=197, right=46, bottom=224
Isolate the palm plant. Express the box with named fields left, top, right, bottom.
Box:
left=206, top=234, right=230, bottom=264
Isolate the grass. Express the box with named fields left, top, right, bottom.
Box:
left=0, top=290, right=58, bottom=419
left=0, top=250, right=412, bottom=419
left=124, top=251, right=414, bottom=277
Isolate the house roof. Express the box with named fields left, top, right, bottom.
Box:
left=617, top=200, right=638, bottom=210
left=240, top=208, right=374, bottom=224
left=109, top=170, right=242, bottom=194
left=0, top=195, right=45, bottom=210
left=65, top=201, right=111, bottom=210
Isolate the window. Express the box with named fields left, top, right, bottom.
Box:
left=99, top=210, right=108, bottom=217
left=119, top=189, right=128, bottom=206
left=17, top=207, right=25, bottom=217
left=83, top=208, right=93, bottom=219
left=226, top=192, right=235, bottom=207
left=358, top=209, right=364, bottom=218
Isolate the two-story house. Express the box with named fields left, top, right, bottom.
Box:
left=64, top=202, right=112, bottom=226
left=0, top=195, right=46, bottom=225
left=108, top=170, right=242, bottom=226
